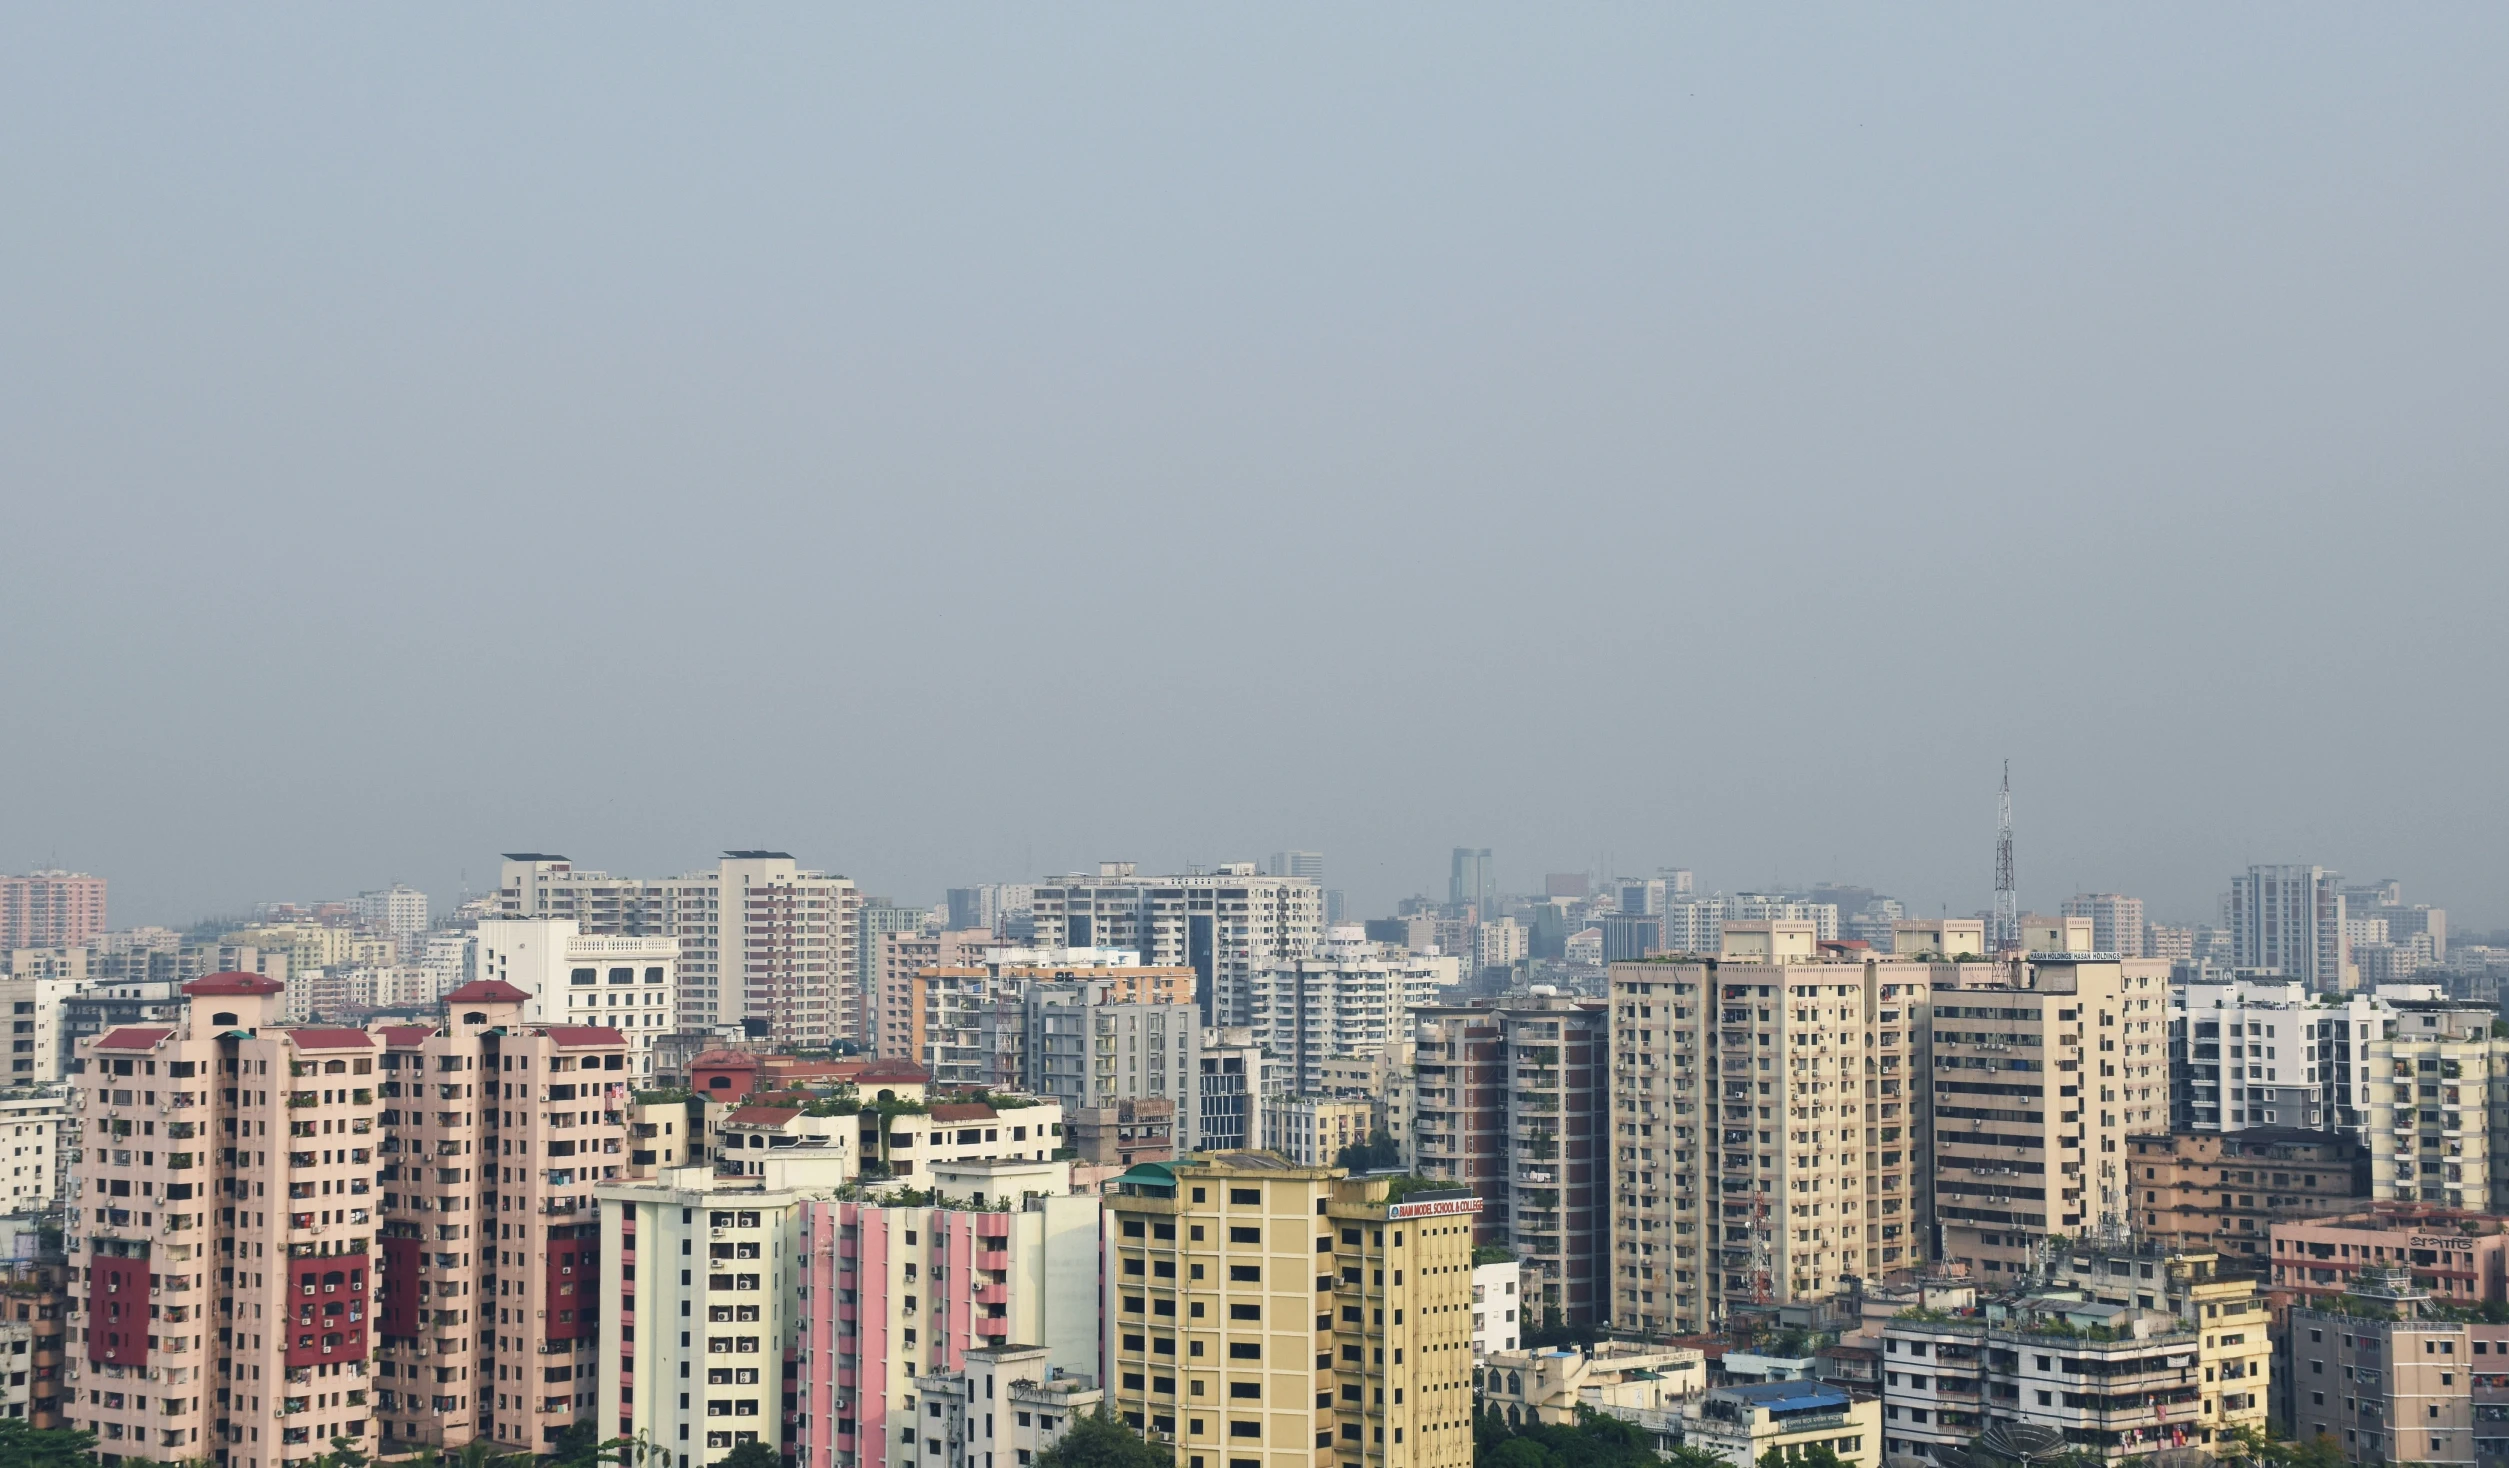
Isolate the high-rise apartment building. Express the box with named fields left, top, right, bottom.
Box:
left=1021, top=967, right=1202, bottom=1116
left=1932, top=954, right=2168, bottom=1278
left=2169, top=979, right=2383, bottom=1133
left=1412, top=997, right=1606, bottom=1329
left=371, top=983, right=629, bottom=1454
left=1472, top=921, right=1527, bottom=973
left=471, top=919, right=679, bottom=1076
left=1272, top=853, right=1326, bottom=882
left=0, top=970, right=87, bottom=1084
left=595, top=1167, right=815, bottom=1464
left=1247, top=930, right=1457, bottom=1095
left=1102, top=1156, right=1481, bottom=1468
left=2061, top=893, right=2146, bottom=959
left=352, top=886, right=432, bottom=949
left=1608, top=924, right=1931, bottom=1337
left=0, top=1088, right=67, bottom=1207
left=854, top=902, right=931, bottom=1049
left=677, top=853, right=861, bottom=1047
left=893, top=952, right=1163, bottom=1090
left=2226, top=865, right=2347, bottom=991
left=1196, top=1029, right=1269, bottom=1153
left=787, top=1191, right=1104, bottom=1468
left=874, top=929, right=996, bottom=1061
left=65, top=972, right=382, bottom=1467
left=499, top=853, right=862, bottom=1046
left=0, top=871, right=106, bottom=951
left=2359, top=995, right=2505, bottom=1209
left=1028, top=865, right=1325, bottom=1026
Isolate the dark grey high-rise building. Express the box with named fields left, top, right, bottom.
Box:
left=1449, top=847, right=1494, bottom=911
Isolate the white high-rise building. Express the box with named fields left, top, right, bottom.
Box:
left=0, top=972, right=86, bottom=1084
left=1246, top=926, right=1459, bottom=1092
left=2062, top=892, right=2147, bottom=959
left=1474, top=916, right=1529, bottom=970
left=471, top=917, right=680, bottom=1075
left=497, top=851, right=862, bottom=1044
left=1027, top=862, right=1325, bottom=1026
left=352, top=882, right=431, bottom=947
left=2171, top=978, right=2386, bottom=1133
left=2226, top=864, right=2347, bottom=991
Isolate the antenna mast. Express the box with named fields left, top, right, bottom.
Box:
left=1994, top=761, right=2018, bottom=951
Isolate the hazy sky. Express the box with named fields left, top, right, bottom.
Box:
left=6, top=9, right=2507, bottom=931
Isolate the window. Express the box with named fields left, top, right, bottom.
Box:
left=1230, top=1188, right=1261, bottom=1205
left=1230, top=1227, right=1261, bottom=1245
left=1230, top=1422, right=1261, bottom=1439
left=1229, top=1304, right=1260, bottom=1321
left=1230, top=1266, right=1260, bottom=1283
left=1228, top=1344, right=1260, bottom=1360
left=1230, top=1383, right=1259, bottom=1399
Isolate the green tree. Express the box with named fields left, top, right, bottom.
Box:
left=1485, top=1439, right=1556, bottom=1468
left=718, top=1443, right=784, bottom=1468
left=5, top=1423, right=101, bottom=1468
left=1664, top=1448, right=1732, bottom=1468
left=1334, top=1131, right=1404, bottom=1172
left=1032, top=1408, right=1170, bottom=1468
left=1761, top=1446, right=1845, bottom=1468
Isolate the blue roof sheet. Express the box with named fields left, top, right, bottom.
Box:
left=1717, top=1380, right=1850, bottom=1411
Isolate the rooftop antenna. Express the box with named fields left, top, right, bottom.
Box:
left=1994, top=760, right=2018, bottom=951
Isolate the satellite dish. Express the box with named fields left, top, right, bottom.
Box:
left=1979, top=1421, right=2070, bottom=1465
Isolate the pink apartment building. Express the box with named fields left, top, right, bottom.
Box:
left=65, top=971, right=381, bottom=1468
left=790, top=1195, right=1102, bottom=1468
left=372, top=980, right=629, bottom=1455
left=2272, top=1210, right=2509, bottom=1306
left=1, top=870, right=106, bottom=949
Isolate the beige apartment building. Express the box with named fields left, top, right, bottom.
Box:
left=1608, top=922, right=1930, bottom=1337
left=2360, top=997, right=2506, bottom=1209
left=498, top=852, right=862, bottom=1046
left=371, top=980, right=630, bottom=1455
left=1931, top=951, right=2168, bottom=1277
left=1102, top=1155, right=1482, bottom=1468
left=65, top=972, right=384, bottom=1467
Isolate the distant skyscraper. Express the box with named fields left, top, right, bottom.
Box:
left=1543, top=873, right=1590, bottom=899
left=2062, top=893, right=2147, bottom=959
left=1270, top=850, right=1325, bottom=880
left=0, top=870, right=105, bottom=950
left=1449, top=847, right=1494, bottom=911
left=2227, top=865, right=2346, bottom=990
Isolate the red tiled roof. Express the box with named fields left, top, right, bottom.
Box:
left=540, top=1025, right=626, bottom=1047
left=444, top=979, right=534, bottom=1004
left=379, top=1025, right=436, bottom=1046
left=928, top=1102, right=997, bottom=1123
left=852, top=1058, right=929, bottom=1081
left=94, top=1027, right=174, bottom=1051
left=692, top=1050, right=760, bottom=1069
left=286, top=1027, right=376, bottom=1050
left=183, top=972, right=285, bottom=996
left=723, top=1106, right=801, bottom=1127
